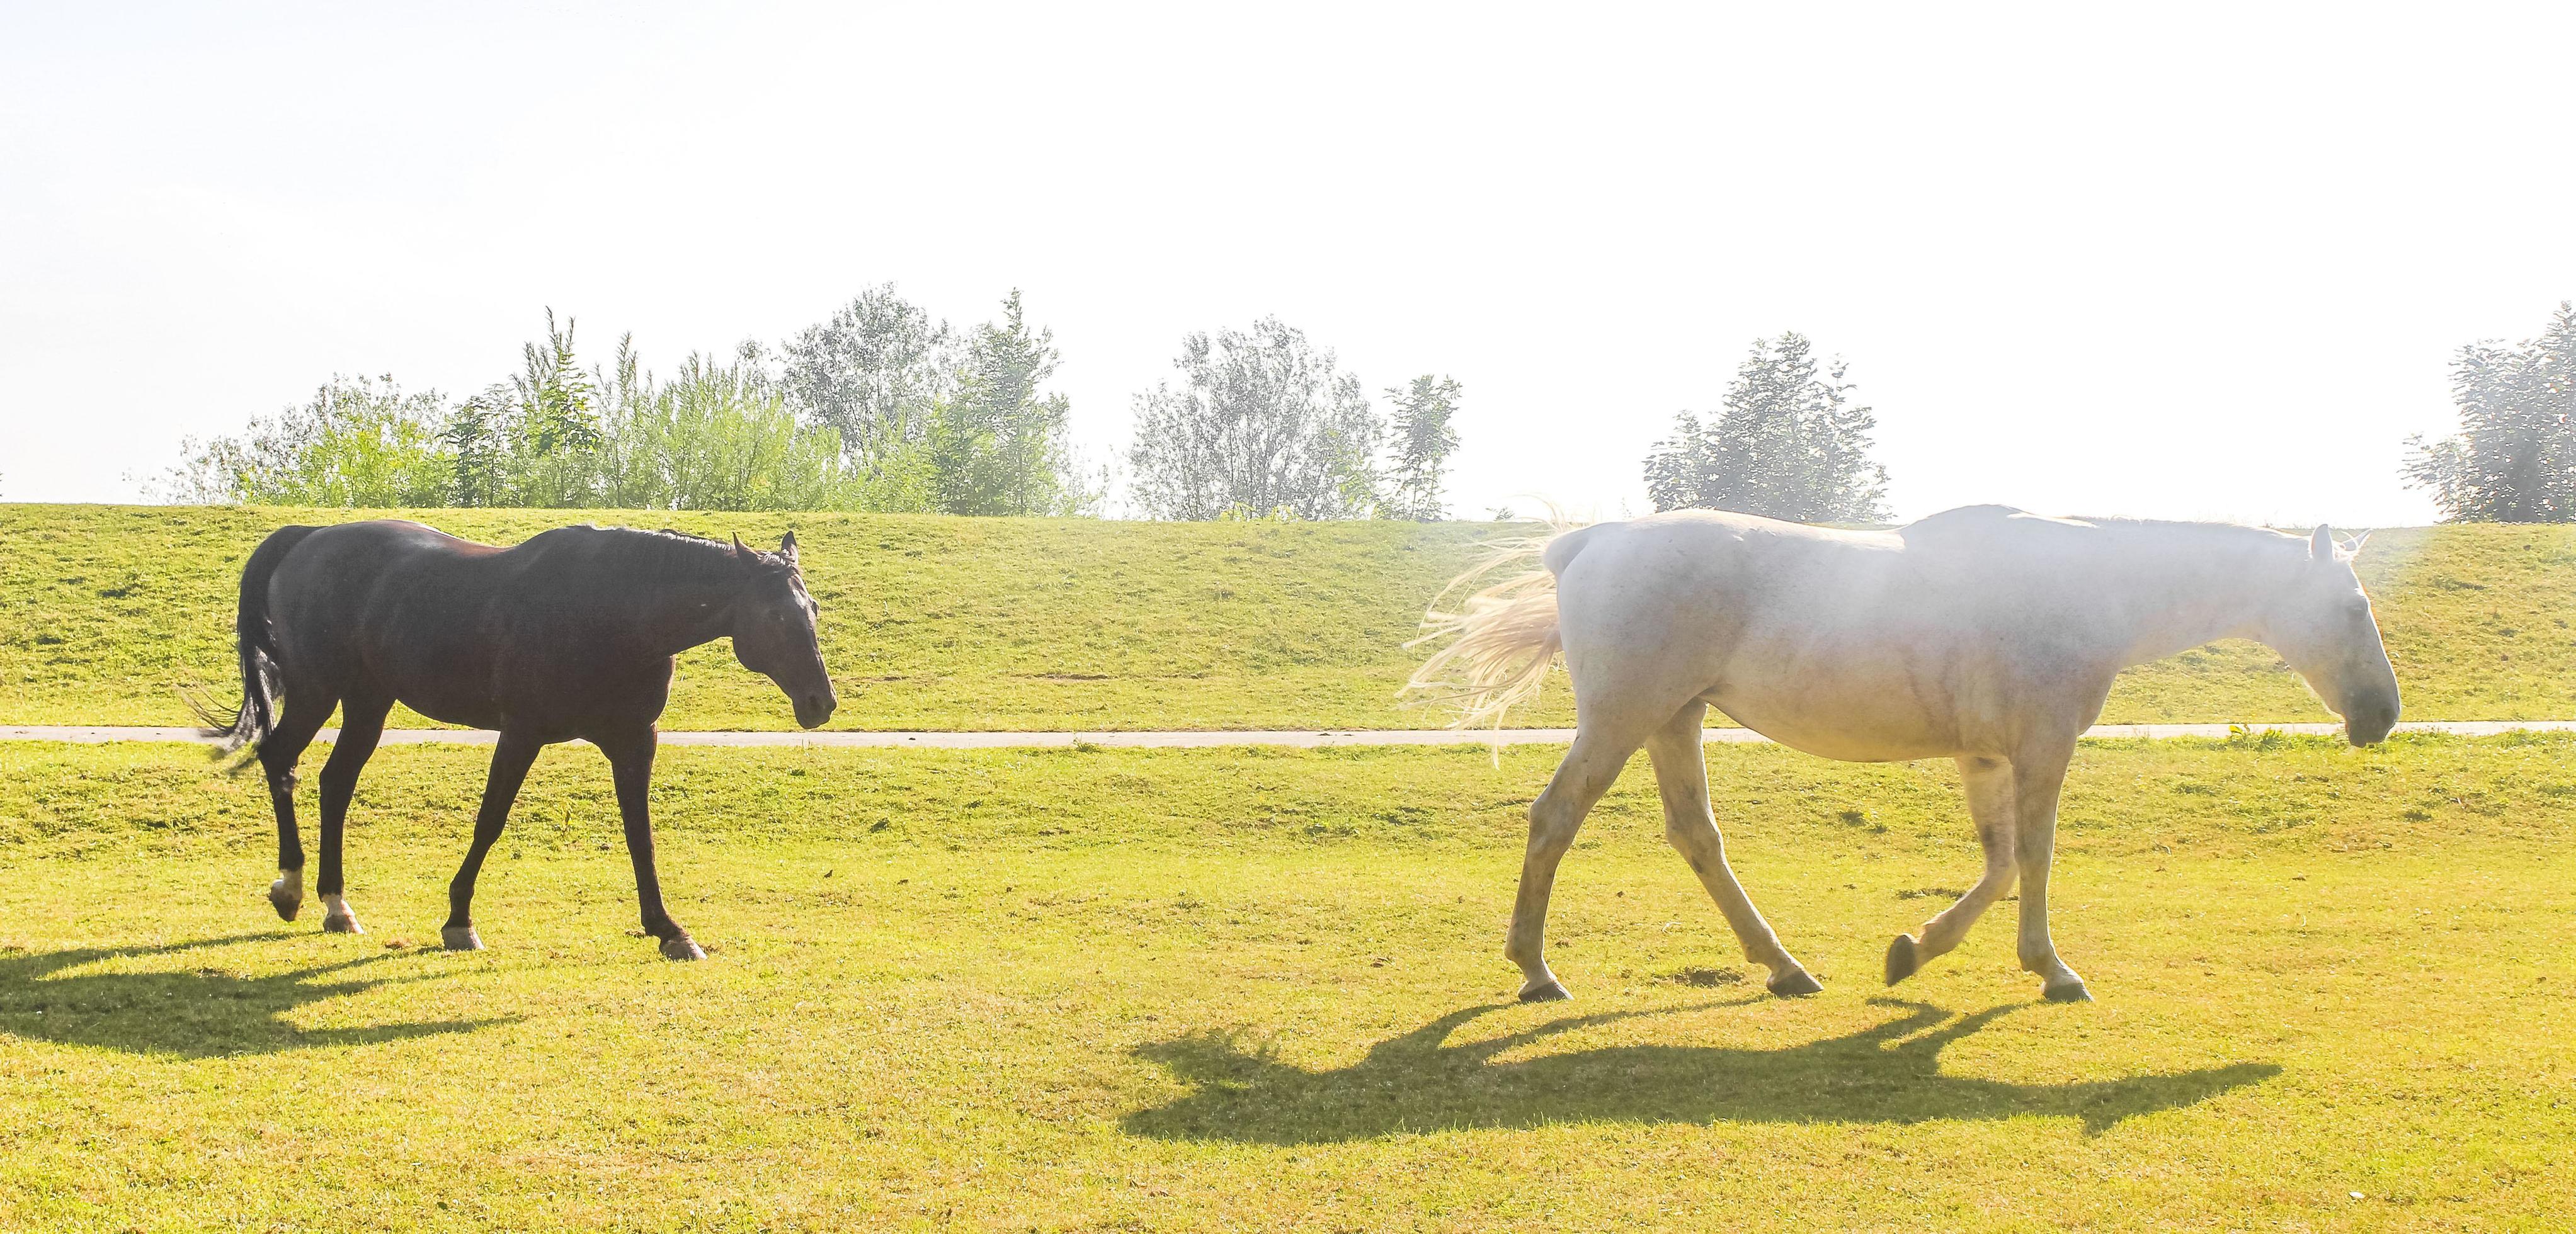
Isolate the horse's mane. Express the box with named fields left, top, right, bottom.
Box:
left=542, top=524, right=785, bottom=584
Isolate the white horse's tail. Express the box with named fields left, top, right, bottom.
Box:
left=1402, top=515, right=1595, bottom=735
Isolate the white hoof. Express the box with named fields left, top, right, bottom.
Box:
left=442, top=926, right=484, bottom=951
left=659, top=934, right=707, bottom=961
left=268, top=873, right=304, bottom=921
left=321, top=894, right=363, bottom=935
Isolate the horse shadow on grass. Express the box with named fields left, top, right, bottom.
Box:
left=0, top=931, right=511, bottom=1058
left=1124, top=998, right=2278, bottom=1142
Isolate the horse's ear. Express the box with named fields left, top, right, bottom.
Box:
left=2344, top=529, right=2372, bottom=558
left=2310, top=524, right=2334, bottom=562
left=731, top=531, right=755, bottom=567
left=778, top=530, right=799, bottom=568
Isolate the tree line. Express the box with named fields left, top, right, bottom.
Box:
left=1644, top=301, right=2576, bottom=527
left=161, top=289, right=1466, bottom=520
left=155, top=292, right=2570, bottom=524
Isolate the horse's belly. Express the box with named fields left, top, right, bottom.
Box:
left=400, top=693, right=504, bottom=732
left=1707, top=689, right=1959, bottom=763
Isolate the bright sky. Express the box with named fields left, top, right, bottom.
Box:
left=5, top=3, right=2572, bottom=526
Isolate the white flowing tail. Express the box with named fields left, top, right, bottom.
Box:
left=1402, top=518, right=1590, bottom=733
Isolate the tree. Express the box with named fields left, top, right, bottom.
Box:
left=504, top=309, right=604, bottom=507
left=2403, top=302, right=2576, bottom=523
left=1382, top=374, right=1462, bottom=520
left=156, top=375, right=453, bottom=506
left=1643, top=332, right=1890, bottom=523
left=441, top=393, right=506, bottom=507
left=926, top=291, right=1094, bottom=516
left=779, top=284, right=954, bottom=478
left=1127, top=318, right=1382, bottom=520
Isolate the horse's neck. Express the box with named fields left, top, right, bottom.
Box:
left=2100, top=527, right=2296, bottom=669
left=624, top=547, right=740, bottom=658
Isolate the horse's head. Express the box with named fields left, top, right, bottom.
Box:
left=2260, top=524, right=2400, bottom=745
left=728, top=531, right=836, bottom=729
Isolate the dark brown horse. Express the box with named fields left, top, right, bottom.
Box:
left=197, top=520, right=835, bottom=959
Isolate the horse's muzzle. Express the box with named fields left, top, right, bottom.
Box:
left=2347, top=698, right=2399, bottom=746
left=794, top=691, right=836, bottom=730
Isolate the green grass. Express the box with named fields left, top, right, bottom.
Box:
left=2, top=735, right=2570, bottom=1229
left=3, top=504, right=2572, bottom=730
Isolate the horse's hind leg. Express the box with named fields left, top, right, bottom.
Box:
left=1886, top=756, right=2018, bottom=985
left=1645, top=703, right=1819, bottom=997
left=1506, top=725, right=1643, bottom=1002
left=256, top=689, right=336, bottom=921
left=2009, top=747, right=2090, bottom=1002
left=313, top=693, right=392, bottom=934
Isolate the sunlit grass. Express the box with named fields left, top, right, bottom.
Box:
left=3, top=506, right=2571, bottom=730
left=2, top=735, right=2568, bottom=1230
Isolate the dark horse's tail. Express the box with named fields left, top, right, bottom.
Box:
left=190, top=525, right=319, bottom=759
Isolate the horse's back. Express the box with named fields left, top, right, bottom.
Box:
left=261, top=521, right=516, bottom=699
left=1546, top=511, right=1903, bottom=697
left=1551, top=510, right=1903, bottom=616
left=267, top=520, right=502, bottom=614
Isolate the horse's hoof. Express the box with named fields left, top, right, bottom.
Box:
left=1517, top=978, right=1571, bottom=1002
left=441, top=926, right=484, bottom=952
left=2043, top=978, right=2093, bottom=1003
left=322, top=911, right=365, bottom=935
left=659, top=935, right=707, bottom=961
left=268, top=877, right=302, bottom=922
left=1884, top=934, right=1921, bottom=985
left=1767, top=969, right=1824, bottom=997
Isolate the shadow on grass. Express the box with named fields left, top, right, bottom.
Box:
left=1125, top=999, right=2278, bottom=1141
left=0, top=931, right=510, bottom=1057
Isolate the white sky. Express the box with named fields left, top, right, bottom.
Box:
left=4, top=2, right=2572, bottom=525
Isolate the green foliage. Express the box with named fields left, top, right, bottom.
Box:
left=2405, top=301, right=2576, bottom=523
left=163, top=310, right=932, bottom=514
left=1383, top=374, right=1463, bottom=521
left=777, top=283, right=955, bottom=480
left=1645, top=332, right=1891, bottom=522
left=440, top=395, right=506, bottom=507
left=925, top=291, right=1098, bottom=516
left=0, top=737, right=2569, bottom=1228
left=157, top=376, right=455, bottom=507
left=4, top=507, right=2572, bottom=732
left=1128, top=319, right=1384, bottom=520
left=503, top=308, right=605, bottom=507
left=594, top=346, right=885, bottom=512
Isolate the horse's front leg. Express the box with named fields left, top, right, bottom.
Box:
left=598, top=728, right=703, bottom=961
left=442, top=730, right=542, bottom=951
left=1886, top=755, right=2018, bottom=985
left=2009, top=745, right=2090, bottom=1002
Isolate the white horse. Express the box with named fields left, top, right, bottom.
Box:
left=1406, top=505, right=2400, bottom=1004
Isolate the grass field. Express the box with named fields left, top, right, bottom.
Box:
left=3, top=504, right=2573, bottom=731
left=2, top=733, right=2570, bottom=1230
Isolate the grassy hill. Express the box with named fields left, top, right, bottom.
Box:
left=1, top=504, right=2569, bottom=730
